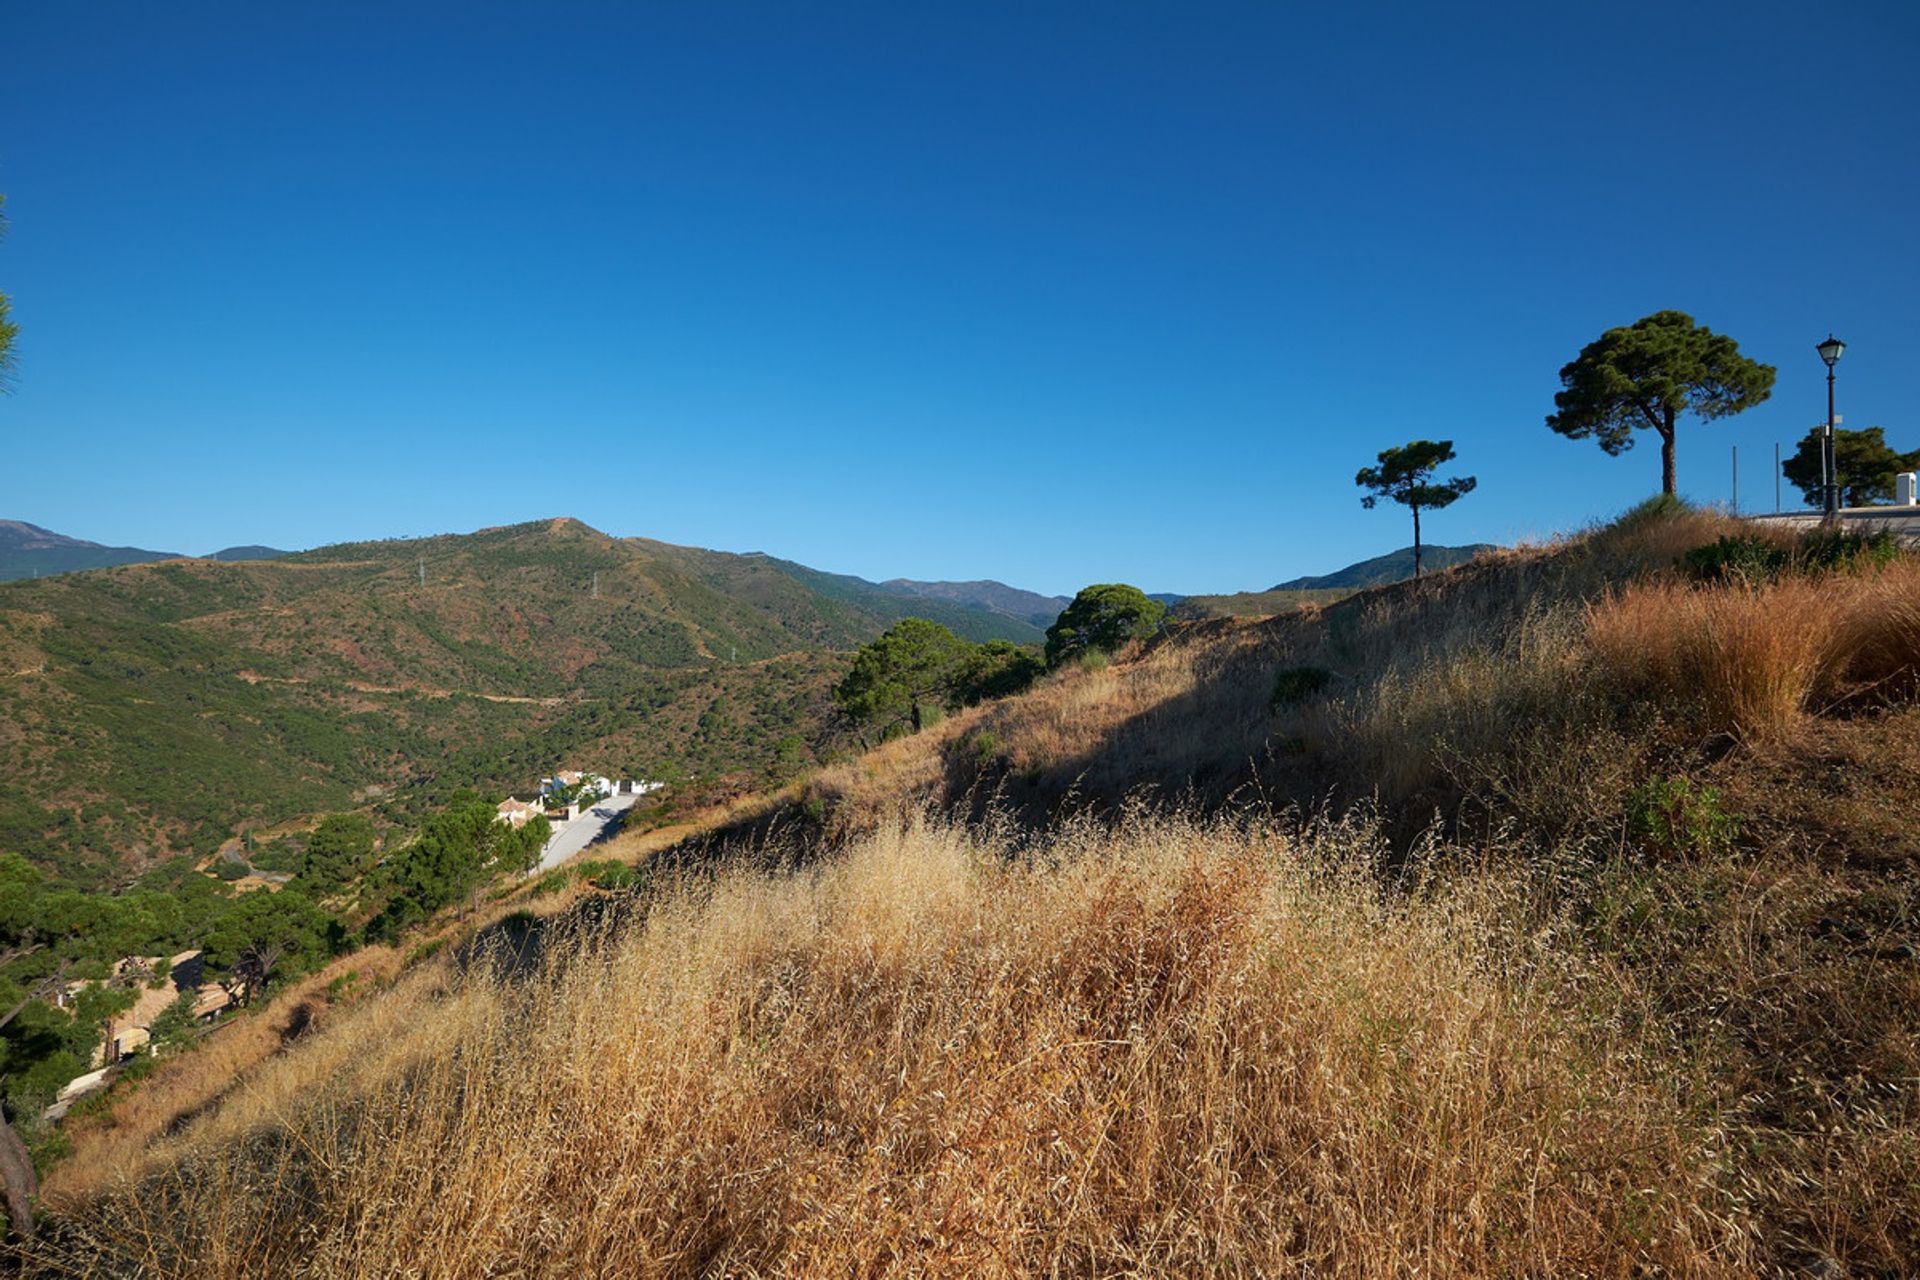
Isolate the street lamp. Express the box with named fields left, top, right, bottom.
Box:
left=1818, top=335, right=1846, bottom=520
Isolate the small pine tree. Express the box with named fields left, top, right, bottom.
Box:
left=1355, top=440, right=1476, bottom=579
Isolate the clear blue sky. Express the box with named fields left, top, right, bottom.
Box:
left=3, top=2, right=1915, bottom=595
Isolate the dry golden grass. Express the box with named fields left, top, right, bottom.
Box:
left=1823, top=557, right=1920, bottom=698
left=790, top=504, right=1763, bottom=844
left=46, top=944, right=407, bottom=1205
left=31, top=813, right=1751, bottom=1277
left=1588, top=557, right=1920, bottom=740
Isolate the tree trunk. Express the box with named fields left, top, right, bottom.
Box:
left=1412, top=504, right=1423, bottom=579
left=0, top=1112, right=36, bottom=1241
left=1661, top=410, right=1677, bottom=495
left=910, top=699, right=922, bottom=734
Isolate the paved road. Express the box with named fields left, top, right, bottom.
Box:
left=533, top=792, right=641, bottom=874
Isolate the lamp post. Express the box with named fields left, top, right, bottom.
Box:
left=1817, top=334, right=1846, bottom=520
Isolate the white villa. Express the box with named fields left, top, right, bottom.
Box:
left=495, top=770, right=660, bottom=828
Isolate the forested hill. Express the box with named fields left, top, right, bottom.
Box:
left=0, top=517, right=1038, bottom=885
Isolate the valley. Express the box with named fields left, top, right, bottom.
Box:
left=0, top=517, right=1043, bottom=885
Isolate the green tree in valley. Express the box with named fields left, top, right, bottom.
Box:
left=834, top=618, right=975, bottom=739
left=1355, top=440, right=1477, bottom=579
left=1547, top=310, right=1775, bottom=496
left=299, top=814, right=378, bottom=890
left=368, top=793, right=549, bottom=939
left=202, top=887, right=336, bottom=1004
left=1781, top=425, right=1916, bottom=508
left=1044, top=585, right=1165, bottom=668
left=145, top=989, right=202, bottom=1057
left=952, top=639, right=1046, bottom=705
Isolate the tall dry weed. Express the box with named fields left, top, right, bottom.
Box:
left=1822, top=558, right=1920, bottom=700
left=1587, top=557, right=1920, bottom=740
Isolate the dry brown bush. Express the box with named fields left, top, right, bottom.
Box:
left=1823, top=558, right=1920, bottom=700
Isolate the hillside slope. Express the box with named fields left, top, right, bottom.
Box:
left=0, top=518, right=1034, bottom=882
left=40, top=505, right=1920, bottom=1275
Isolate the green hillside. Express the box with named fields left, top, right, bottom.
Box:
left=758, top=557, right=1048, bottom=645
left=876, top=577, right=1070, bottom=629
left=0, top=518, right=1033, bottom=884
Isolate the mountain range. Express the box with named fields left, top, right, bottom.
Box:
left=0, top=520, right=290, bottom=580
left=0, top=518, right=1049, bottom=884
left=877, top=578, right=1071, bottom=629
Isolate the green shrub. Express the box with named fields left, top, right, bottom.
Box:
left=1617, top=493, right=1691, bottom=526
left=1269, top=666, right=1334, bottom=709
left=1797, top=527, right=1902, bottom=574
left=586, top=862, right=640, bottom=891
left=530, top=870, right=573, bottom=897
left=212, top=859, right=247, bottom=882
left=403, top=937, right=446, bottom=968
left=1682, top=527, right=1901, bottom=586
left=1682, top=535, right=1788, bottom=584
left=1625, top=777, right=1739, bottom=858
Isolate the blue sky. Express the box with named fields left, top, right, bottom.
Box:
left=2, top=2, right=1915, bottom=595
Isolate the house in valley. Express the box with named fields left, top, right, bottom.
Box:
left=495, top=797, right=542, bottom=828
left=89, top=950, right=235, bottom=1067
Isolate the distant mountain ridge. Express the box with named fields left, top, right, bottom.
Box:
left=0, top=521, right=294, bottom=580
left=1, top=523, right=1051, bottom=638
left=877, top=578, right=1071, bottom=630
left=0, top=520, right=183, bottom=579
left=207, top=545, right=292, bottom=562
left=1273, top=543, right=1497, bottom=591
